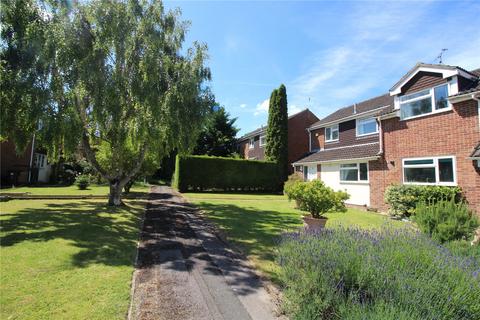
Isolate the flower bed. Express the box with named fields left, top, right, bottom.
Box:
left=278, top=227, right=480, bottom=320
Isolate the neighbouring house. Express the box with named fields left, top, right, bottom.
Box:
left=0, top=139, right=52, bottom=187
left=293, top=63, right=480, bottom=214
left=237, top=109, right=319, bottom=172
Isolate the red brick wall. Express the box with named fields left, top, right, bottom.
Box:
left=288, top=109, right=319, bottom=167
left=310, top=127, right=325, bottom=151
left=371, top=99, right=480, bottom=214
left=0, top=140, right=32, bottom=185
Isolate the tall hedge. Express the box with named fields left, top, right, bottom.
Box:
left=173, top=155, right=282, bottom=192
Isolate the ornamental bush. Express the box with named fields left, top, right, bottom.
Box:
left=75, top=174, right=90, bottom=190
left=414, top=199, right=479, bottom=243
left=384, top=184, right=462, bottom=217
left=173, top=155, right=282, bottom=192
left=278, top=227, right=480, bottom=320
left=285, top=179, right=349, bottom=218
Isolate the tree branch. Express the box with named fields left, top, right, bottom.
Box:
left=119, top=142, right=148, bottom=186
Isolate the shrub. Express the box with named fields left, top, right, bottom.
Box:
left=278, top=227, right=480, bottom=320
left=75, top=174, right=90, bottom=190
left=414, top=199, right=479, bottom=243
left=384, top=184, right=462, bottom=217
left=285, top=180, right=349, bottom=218
left=172, top=155, right=282, bottom=192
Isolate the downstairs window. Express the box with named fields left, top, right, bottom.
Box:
left=340, top=163, right=368, bottom=182
left=403, top=156, right=455, bottom=185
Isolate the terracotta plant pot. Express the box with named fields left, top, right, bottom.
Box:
left=302, top=215, right=327, bottom=231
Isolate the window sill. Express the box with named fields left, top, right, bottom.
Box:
left=340, top=181, right=370, bottom=185
left=356, top=132, right=379, bottom=139
left=325, top=140, right=339, bottom=144
left=403, top=182, right=457, bottom=186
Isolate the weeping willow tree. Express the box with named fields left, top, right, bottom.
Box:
left=1, top=0, right=213, bottom=205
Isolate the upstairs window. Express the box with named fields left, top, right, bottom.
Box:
left=403, top=156, right=455, bottom=185
left=249, top=138, right=255, bottom=149
left=400, top=84, right=450, bottom=120
left=259, top=135, right=267, bottom=147
left=325, top=125, right=339, bottom=142
left=340, top=163, right=368, bottom=182
left=356, top=117, right=378, bottom=136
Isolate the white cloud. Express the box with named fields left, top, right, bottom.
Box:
left=288, top=1, right=480, bottom=118
left=288, top=105, right=303, bottom=116
left=240, top=103, right=247, bottom=109
left=254, top=98, right=269, bottom=116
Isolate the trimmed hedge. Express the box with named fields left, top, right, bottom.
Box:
left=172, top=155, right=282, bottom=192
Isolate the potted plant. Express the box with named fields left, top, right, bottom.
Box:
left=75, top=174, right=91, bottom=190
left=287, top=180, right=349, bottom=231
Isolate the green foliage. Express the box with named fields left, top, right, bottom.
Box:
left=75, top=174, right=90, bottom=190
left=1, top=0, right=213, bottom=204
left=194, top=105, right=239, bottom=157
left=414, top=200, right=479, bottom=243
left=284, top=180, right=349, bottom=218
left=283, top=174, right=304, bottom=199
left=265, top=84, right=288, bottom=181
left=384, top=184, right=462, bottom=217
left=173, top=155, right=282, bottom=192
left=278, top=227, right=480, bottom=320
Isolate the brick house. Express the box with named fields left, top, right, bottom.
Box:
left=0, top=139, right=52, bottom=187
left=237, top=109, right=319, bottom=172
left=293, top=63, right=480, bottom=213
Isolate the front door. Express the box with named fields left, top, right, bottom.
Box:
left=307, top=164, right=317, bottom=181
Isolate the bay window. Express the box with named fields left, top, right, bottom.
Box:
left=400, top=84, right=450, bottom=120
left=325, top=124, right=339, bottom=142
left=403, top=156, right=455, bottom=185
left=340, top=163, right=368, bottom=182
left=356, top=117, right=378, bottom=136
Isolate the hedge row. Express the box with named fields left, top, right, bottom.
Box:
left=172, top=155, right=283, bottom=192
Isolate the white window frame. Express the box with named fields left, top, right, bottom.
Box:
left=339, top=162, right=369, bottom=183
left=248, top=138, right=255, bottom=149
left=325, top=124, right=339, bottom=143
left=259, top=135, right=266, bottom=147
left=399, top=83, right=451, bottom=121
left=356, top=117, right=379, bottom=137
left=402, top=156, right=456, bottom=186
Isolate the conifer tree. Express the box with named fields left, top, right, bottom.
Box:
left=265, top=84, right=288, bottom=180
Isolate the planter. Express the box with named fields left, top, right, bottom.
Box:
left=303, top=215, right=327, bottom=231
left=77, top=182, right=89, bottom=190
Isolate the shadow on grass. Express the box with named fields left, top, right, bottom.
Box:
left=0, top=199, right=147, bottom=267
left=193, top=202, right=302, bottom=279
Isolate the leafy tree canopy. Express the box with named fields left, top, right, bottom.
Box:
left=193, top=105, right=239, bottom=157
left=1, top=0, right=214, bottom=205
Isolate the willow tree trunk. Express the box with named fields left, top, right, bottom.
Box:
left=108, top=179, right=124, bottom=206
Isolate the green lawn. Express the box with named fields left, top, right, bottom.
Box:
left=0, top=198, right=145, bottom=319
left=0, top=183, right=150, bottom=196
left=185, top=193, right=406, bottom=283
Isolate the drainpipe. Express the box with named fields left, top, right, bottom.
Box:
left=377, top=116, right=383, bottom=155
left=308, top=128, right=312, bottom=152
left=28, top=133, right=36, bottom=183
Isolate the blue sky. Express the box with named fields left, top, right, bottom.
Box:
left=164, top=0, right=480, bottom=136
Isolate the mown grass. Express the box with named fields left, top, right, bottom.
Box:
left=0, top=199, right=145, bottom=319
left=0, top=183, right=150, bottom=196
left=185, top=192, right=406, bottom=283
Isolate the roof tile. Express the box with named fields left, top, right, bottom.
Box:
left=294, top=143, right=380, bottom=164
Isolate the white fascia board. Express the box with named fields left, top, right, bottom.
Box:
left=293, top=156, right=380, bottom=166
left=448, top=91, right=480, bottom=104
left=308, top=105, right=391, bottom=130
left=390, top=66, right=467, bottom=96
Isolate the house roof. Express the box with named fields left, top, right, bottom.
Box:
left=237, top=108, right=312, bottom=141
left=470, top=142, right=480, bottom=159
left=389, top=63, right=479, bottom=95
left=309, top=94, right=394, bottom=129
left=293, top=143, right=381, bottom=165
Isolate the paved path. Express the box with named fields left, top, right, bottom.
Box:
left=128, top=186, right=283, bottom=320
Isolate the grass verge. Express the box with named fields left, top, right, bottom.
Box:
left=185, top=192, right=406, bottom=283
left=0, top=199, right=145, bottom=319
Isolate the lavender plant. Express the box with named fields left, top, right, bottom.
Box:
left=278, top=226, right=480, bottom=319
